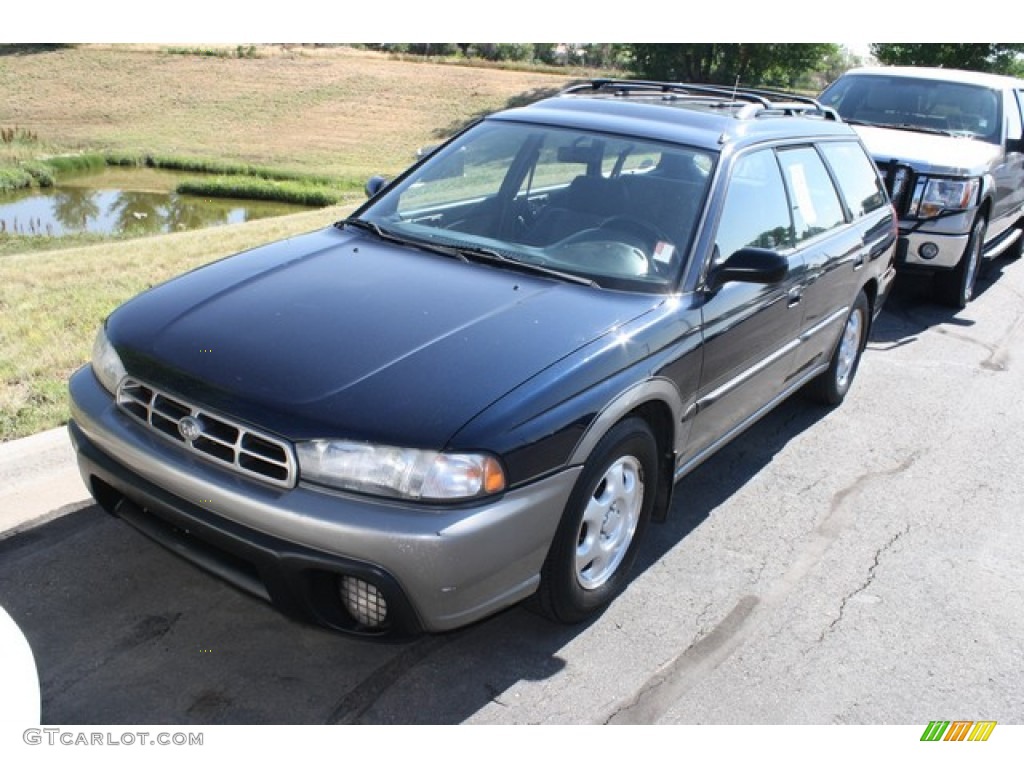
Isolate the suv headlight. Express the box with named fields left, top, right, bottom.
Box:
left=91, top=326, right=126, bottom=395
left=911, top=177, right=980, bottom=219
left=296, top=440, right=506, bottom=501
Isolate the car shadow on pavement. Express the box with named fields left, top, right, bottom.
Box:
left=0, top=392, right=832, bottom=726
left=870, top=261, right=1012, bottom=347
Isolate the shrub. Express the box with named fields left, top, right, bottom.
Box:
left=177, top=176, right=343, bottom=207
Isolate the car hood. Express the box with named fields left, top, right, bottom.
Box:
left=107, top=226, right=659, bottom=447
left=852, top=124, right=1002, bottom=176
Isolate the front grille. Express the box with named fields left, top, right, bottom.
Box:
left=116, top=377, right=297, bottom=488
left=877, top=160, right=914, bottom=216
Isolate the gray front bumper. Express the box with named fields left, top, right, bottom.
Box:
left=68, top=366, right=580, bottom=633
left=897, top=209, right=973, bottom=269
left=900, top=229, right=970, bottom=269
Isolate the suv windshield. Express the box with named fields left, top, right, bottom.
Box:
left=821, top=74, right=1002, bottom=144
left=354, top=120, right=716, bottom=291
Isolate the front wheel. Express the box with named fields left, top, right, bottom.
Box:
left=934, top=216, right=986, bottom=308
left=535, top=417, right=658, bottom=624
left=807, top=291, right=870, bottom=406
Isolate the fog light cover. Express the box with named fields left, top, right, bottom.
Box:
left=340, top=576, right=388, bottom=628
left=918, top=242, right=940, bottom=260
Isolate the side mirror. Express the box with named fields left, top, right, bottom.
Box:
left=365, top=175, right=390, bottom=199
left=707, top=247, right=788, bottom=291
left=1006, top=137, right=1024, bottom=154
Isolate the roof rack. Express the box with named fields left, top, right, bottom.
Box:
left=561, top=79, right=839, bottom=121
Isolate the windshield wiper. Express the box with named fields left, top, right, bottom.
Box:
left=340, top=217, right=469, bottom=261
left=844, top=118, right=958, bottom=137
left=455, top=245, right=598, bottom=287
left=889, top=123, right=956, bottom=137
left=340, top=216, right=401, bottom=243
left=341, top=219, right=595, bottom=285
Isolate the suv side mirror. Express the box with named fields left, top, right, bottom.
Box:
left=707, top=247, right=788, bottom=291
left=1006, top=137, right=1024, bottom=154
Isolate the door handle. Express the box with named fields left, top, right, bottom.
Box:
left=787, top=285, right=803, bottom=307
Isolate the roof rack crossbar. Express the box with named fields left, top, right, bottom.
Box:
left=562, top=79, right=837, bottom=120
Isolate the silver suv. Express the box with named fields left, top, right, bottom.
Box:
left=820, top=66, right=1024, bottom=307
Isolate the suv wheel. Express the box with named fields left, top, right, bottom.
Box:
left=935, top=216, right=986, bottom=308
left=535, top=417, right=657, bottom=624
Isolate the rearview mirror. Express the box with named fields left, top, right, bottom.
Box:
left=707, top=247, right=788, bottom=291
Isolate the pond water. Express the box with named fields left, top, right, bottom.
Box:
left=0, top=168, right=312, bottom=237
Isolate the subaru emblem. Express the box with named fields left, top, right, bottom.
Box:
left=179, top=416, right=203, bottom=442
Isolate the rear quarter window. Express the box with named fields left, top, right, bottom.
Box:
left=819, top=141, right=888, bottom=218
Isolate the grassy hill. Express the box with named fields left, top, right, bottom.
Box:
left=0, top=45, right=589, bottom=440
left=1, top=44, right=576, bottom=180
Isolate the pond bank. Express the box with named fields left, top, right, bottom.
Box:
left=0, top=167, right=312, bottom=238
left=0, top=151, right=362, bottom=206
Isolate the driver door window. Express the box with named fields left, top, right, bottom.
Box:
left=713, top=149, right=793, bottom=266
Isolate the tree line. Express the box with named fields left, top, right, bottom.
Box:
left=369, top=44, right=1024, bottom=86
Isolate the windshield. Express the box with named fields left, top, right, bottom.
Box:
left=353, top=120, right=716, bottom=291
left=821, top=75, right=1002, bottom=144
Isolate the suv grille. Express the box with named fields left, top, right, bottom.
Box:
left=116, top=377, right=297, bottom=488
left=877, top=160, right=914, bottom=216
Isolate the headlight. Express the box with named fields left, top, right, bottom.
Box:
left=296, top=440, right=506, bottom=501
left=911, top=177, right=979, bottom=218
left=91, top=326, right=126, bottom=395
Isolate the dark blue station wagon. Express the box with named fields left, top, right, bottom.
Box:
left=69, top=82, right=897, bottom=635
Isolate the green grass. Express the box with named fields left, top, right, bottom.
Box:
left=104, top=153, right=340, bottom=186
left=43, top=153, right=108, bottom=175
left=177, top=177, right=348, bottom=207
left=0, top=205, right=355, bottom=440
left=0, top=230, right=160, bottom=259
left=1, top=151, right=355, bottom=205
left=0, top=167, right=35, bottom=193
left=0, top=44, right=585, bottom=441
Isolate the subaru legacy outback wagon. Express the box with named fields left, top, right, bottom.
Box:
left=69, top=81, right=897, bottom=636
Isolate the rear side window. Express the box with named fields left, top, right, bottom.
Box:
left=777, top=146, right=846, bottom=244
left=819, top=141, right=888, bottom=218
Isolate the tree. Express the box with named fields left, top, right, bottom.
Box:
left=870, top=44, right=1024, bottom=75
left=626, top=44, right=838, bottom=87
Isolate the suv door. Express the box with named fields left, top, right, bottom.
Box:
left=682, top=148, right=805, bottom=466
left=990, top=88, right=1024, bottom=241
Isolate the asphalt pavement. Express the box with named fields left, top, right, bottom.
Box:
left=0, top=259, right=1022, bottom=730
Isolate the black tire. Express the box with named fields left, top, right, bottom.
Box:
left=808, top=291, right=870, bottom=406
left=535, top=417, right=658, bottom=624
left=934, top=215, right=986, bottom=308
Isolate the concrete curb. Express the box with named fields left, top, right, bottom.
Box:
left=0, top=427, right=91, bottom=539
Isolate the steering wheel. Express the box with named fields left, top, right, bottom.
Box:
left=598, top=216, right=676, bottom=272
left=600, top=216, right=671, bottom=249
